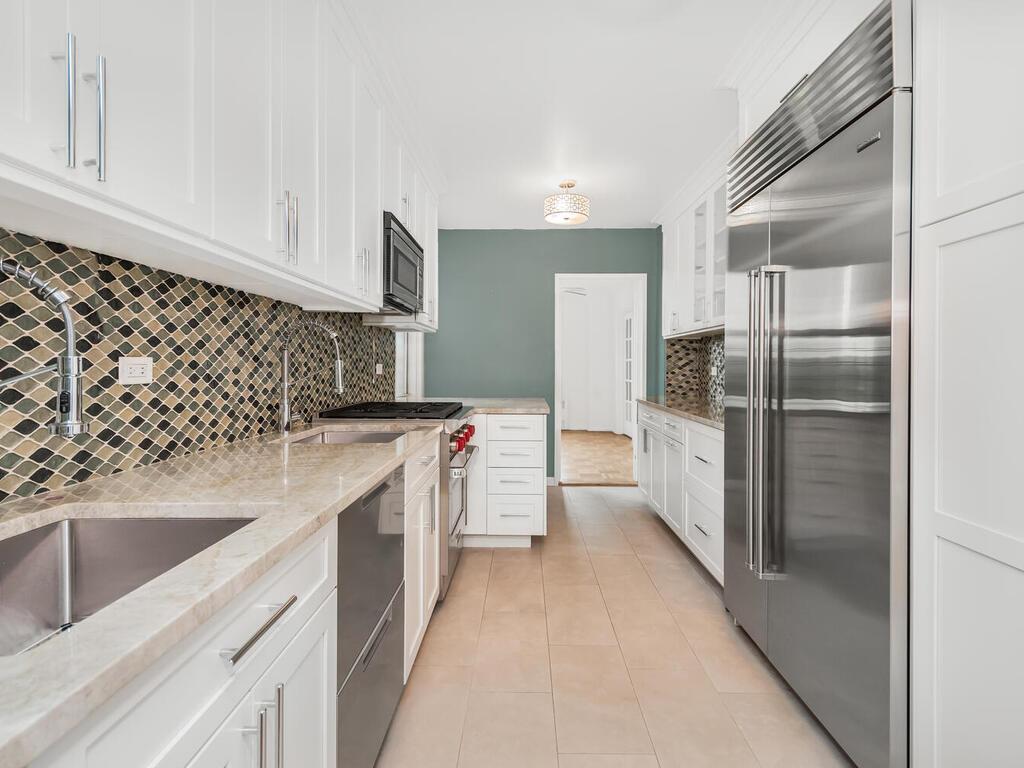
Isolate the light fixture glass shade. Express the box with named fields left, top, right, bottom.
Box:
left=544, top=181, right=590, bottom=225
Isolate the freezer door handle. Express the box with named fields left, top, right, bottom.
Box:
left=745, top=269, right=758, bottom=571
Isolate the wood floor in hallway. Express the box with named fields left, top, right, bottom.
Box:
left=560, top=431, right=636, bottom=486
left=376, top=486, right=852, bottom=768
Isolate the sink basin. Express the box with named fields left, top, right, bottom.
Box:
left=289, top=431, right=402, bottom=445
left=0, top=517, right=254, bottom=656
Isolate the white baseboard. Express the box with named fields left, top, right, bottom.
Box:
left=463, top=535, right=533, bottom=549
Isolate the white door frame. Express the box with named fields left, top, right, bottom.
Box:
left=553, top=273, right=647, bottom=484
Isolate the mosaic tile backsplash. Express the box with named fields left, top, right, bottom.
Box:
left=0, top=230, right=395, bottom=502
left=665, top=334, right=724, bottom=411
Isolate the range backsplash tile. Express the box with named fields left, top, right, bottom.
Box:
left=665, top=334, right=724, bottom=411
left=0, top=230, right=395, bottom=502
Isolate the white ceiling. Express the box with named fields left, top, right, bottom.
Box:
left=346, top=0, right=773, bottom=230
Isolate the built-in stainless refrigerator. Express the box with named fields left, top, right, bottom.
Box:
left=723, top=3, right=909, bottom=767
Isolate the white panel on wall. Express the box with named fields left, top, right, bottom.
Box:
left=916, top=0, right=1024, bottom=226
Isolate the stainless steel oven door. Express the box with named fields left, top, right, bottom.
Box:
left=443, top=445, right=477, bottom=598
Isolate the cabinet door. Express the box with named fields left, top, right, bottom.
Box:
left=399, top=149, right=417, bottom=235
left=690, top=199, right=708, bottom=328
left=637, top=426, right=653, bottom=499
left=184, top=693, right=257, bottom=768
left=0, top=0, right=83, bottom=178
left=664, top=438, right=683, bottom=533
left=280, top=0, right=321, bottom=281
left=709, top=182, right=728, bottom=325
left=915, top=0, right=1024, bottom=225
left=420, top=480, right=439, bottom=623
left=93, top=0, right=210, bottom=231
left=676, top=207, right=695, bottom=333
left=465, top=415, right=488, bottom=535
left=210, top=0, right=279, bottom=262
left=255, top=592, right=337, bottom=768
left=661, top=217, right=679, bottom=336
left=381, top=115, right=402, bottom=218
left=354, top=76, right=383, bottom=308
left=403, top=491, right=423, bottom=678
left=319, top=10, right=359, bottom=299
left=649, top=429, right=665, bottom=514
left=417, top=192, right=438, bottom=329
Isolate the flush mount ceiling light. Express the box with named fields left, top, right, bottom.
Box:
left=544, top=180, right=590, bottom=226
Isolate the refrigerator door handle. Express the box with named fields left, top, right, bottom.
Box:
left=756, top=265, right=787, bottom=580
left=745, top=269, right=759, bottom=571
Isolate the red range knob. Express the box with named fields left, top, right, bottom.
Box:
left=466, top=424, right=476, bottom=438
left=457, top=436, right=467, bottom=451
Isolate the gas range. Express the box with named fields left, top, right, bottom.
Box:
left=317, top=401, right=474, bottom=450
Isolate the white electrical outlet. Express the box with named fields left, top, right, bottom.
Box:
left=118, top=356, right=154, bottom=385
left=711, top=365, right=718, bottom=377
left=375, top=363, right=384, bottom=376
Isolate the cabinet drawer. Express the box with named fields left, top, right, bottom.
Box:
left=684, top=489, right=724, bottom=583
left=685, top=427, right=724, bottom=494
left=638, top=405, right=661, bottom=431
left=406, top=437, right=440, bottom=497
left=487, top=495, right=544, bottom=535
left=488, top=415, right=545, bottom=441
left=487, top=441, right=544, bottom=468
left=488, top=467, right=545, bottom=495
left=662, top=415, right=684, bottom=441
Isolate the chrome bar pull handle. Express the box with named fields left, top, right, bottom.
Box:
left=96, top=55, right=106, bottom=181
left=278, top=190, right=291, bottom=259
left=745, top=269, right=758, bottom=571
left=275, top=684, right=285, bottom=767
left=290, top=195, right=299, bottom=263
left=241, top=708, right=269, bottom=768
left=51, top=34, right=77, bottom=168
left=755, top=266, right=769, bottom=577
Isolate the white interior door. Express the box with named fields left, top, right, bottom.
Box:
left=623, top=311, right=635, bottom=439
left=559, top=289, right=588, bottom=430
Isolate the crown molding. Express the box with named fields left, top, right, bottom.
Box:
left=651, top=130, right=737, bottom=225
left=332, top=0, right=449, bottom=197
left=716, top=0, right=838, bottom=98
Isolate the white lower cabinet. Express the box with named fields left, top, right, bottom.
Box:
left=34, top=523, right=338, bottom=768
left=464, top=414, right=548, bottom=544
left=187, top=591, right=337, bottom=768
left=637, top=403, right=724, bottom=585
left=403, top=456, right=440, bottom=680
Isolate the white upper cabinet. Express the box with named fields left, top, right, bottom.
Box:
left=915, top=0, right=1024, bottom=226
left=663, top=178, right=727, bottom=338
left=210, top=0, right=279, bottom=263
left=354, top=77, right=383, bottom=308
left=417, top=192, right=439, bottom=330
left=0, top=0, right=84, bottom=179
left=0, top=0, right=441, bottom=313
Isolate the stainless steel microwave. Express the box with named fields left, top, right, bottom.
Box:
left=382, top=212, right=423, bottom=314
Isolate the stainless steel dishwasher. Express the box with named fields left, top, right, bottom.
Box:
left=337, top=467, right=405, bottom=768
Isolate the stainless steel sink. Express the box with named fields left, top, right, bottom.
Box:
left=289, top=431, right=402, bottom=445
left=0, top=517, right=254, bottom=656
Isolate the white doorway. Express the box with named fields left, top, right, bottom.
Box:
left=554, top=273, right=646, bottom=485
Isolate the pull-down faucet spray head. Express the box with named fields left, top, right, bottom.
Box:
left=0, top=257, right=90, bottom=437
left=279, top=319, right=345, bottom=434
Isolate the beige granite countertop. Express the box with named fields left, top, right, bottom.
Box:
left=637, top=396, right=724, bottom=431
left=0, top=422, right=441, bottom=768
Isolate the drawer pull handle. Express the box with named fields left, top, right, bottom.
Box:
left=500, top=513, right=531, bottom=518
left=498, top=479, right=531, bottom=484
left=499, top=451, right=532, bottom=457
left=694, top=455, right=712, bottom=465
left=417, top=456, right=434, bottom=465
left=694, top=522, right=711, bottom=537
left=221, top=594, right=298, bottom=666
left=276, top=684, right=285, bottom=767
left=499, top=424, right=530, bottom=429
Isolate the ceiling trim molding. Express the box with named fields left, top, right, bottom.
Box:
left=332, top=0, right=449, bottom=197
left=651, top=130, right=737, bottom=225
left=716, top=0, right=839, bottom=98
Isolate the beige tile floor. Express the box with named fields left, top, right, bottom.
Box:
left=377, top=486, right=853, bottom=768
left=560, top=431, right=637, bottom=486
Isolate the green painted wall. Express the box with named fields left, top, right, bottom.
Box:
left=424, top=228, right=665, bottom=474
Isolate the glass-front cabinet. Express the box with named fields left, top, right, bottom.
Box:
left=661, top=176, right=727, bottom=338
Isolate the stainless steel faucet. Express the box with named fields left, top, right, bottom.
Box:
left=0, top=256, right=90, bottom=437
left=279, top=319, right=344, bottom=434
